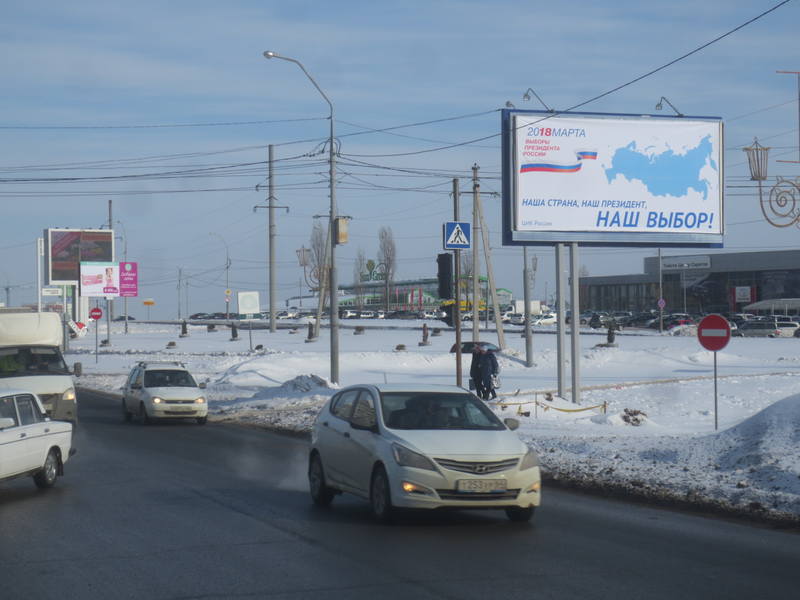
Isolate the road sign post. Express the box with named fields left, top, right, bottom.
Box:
left=90, top=307, right=103, bottom=363
left=697, top=314, right=731, bottom=430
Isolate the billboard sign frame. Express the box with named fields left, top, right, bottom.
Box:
left=44, top=228, right=115, bottom=285
left=501, top=109, right=724, bottom=247
left=80, top=262, right=120, bottom=298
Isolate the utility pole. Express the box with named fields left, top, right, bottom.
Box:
left=177, top=268, right=182, bottom=319
left=475, top=187, right=506, bottom=349
left=268, top=144, right=277, bottom=333
left=106, top=199, right=112, bottom=344
left=453, top=178, right=463, bottom=386
left=471, top=164, right=480, bottom=340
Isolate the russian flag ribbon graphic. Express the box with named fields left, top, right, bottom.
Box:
left=520, top=150, right=597, bottom=174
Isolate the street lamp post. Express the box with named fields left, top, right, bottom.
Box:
left=116, top=220, right=129, bottom=334
left=263, top=50, right=339, bottom=383
left=209, top=232, right=230, bottom=319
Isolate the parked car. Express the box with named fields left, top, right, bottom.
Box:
left=340, top=309, right=359, bottom=319
left=121, top=361, right=208, bottom=425
left=112, top=315, right=136, bottom=321
left=386, top=310, right=421, bottom=320
left=532, top=313, right=557, bottom=326
left=359, top=310, right=376, bottom=319
left=0, top=390, right=75, bottom=488
left=308, top=383, right=541, bottom=522
left=732, top=321, right=798, bottom=338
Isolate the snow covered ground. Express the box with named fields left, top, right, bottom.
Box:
left=70, top=319, right=800, bottom=524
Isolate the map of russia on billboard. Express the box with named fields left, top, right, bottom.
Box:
left=502, top=110, right=723, bottom=247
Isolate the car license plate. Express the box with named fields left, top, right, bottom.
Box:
left=457, top=479, right=506, bottom=493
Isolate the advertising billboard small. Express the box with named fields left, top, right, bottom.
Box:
left=237, top=291, right=261, bottom=316
left=80, top=262, right=119, bottom=297
left=502, top=110, right=724, bottom=247
left=119, top=262, right=138, bottom=297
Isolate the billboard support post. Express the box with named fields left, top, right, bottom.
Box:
left=472, top=164, right=480, bottom=341
left=556, top=244, right=567, bottom=398
left=570, top=243, right=581, bottom=404
left=523, top=247, right=533, bottom=367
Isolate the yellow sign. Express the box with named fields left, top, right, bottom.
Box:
left=143, top=299, right=155, bottom=306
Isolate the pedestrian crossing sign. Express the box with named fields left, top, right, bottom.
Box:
left=443, top=221, right=471, bottom=249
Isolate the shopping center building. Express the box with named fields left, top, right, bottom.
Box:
left=580, top=249, right=800, bottom=315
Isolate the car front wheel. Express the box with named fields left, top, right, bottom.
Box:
left=370, top=466, right=394, bottom=523
left=308, top=453, right=335, bottom=507
left=505, top=506, right=535, bottom=522
left=34, top=449, right=59, bottom=489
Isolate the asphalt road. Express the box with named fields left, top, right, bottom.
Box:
left=1, top=389, right=798, bottom=600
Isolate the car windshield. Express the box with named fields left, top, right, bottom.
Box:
left=0, top=346, right=70, bottom=378
left=143, top=369, right=197, bottom=388
left=380, top=392, right=504, bottom=431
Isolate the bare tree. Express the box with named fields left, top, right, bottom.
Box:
left=309, top=222, right=327, bottom=305
left=378, top=226, right=396, bottom=312
left=353, top=247, right=366, bottom=310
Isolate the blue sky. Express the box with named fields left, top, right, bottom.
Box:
left=1, top=0, right=798, bottom=317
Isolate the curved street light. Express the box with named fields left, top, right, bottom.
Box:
left=263, top=50, right=340, bottom=383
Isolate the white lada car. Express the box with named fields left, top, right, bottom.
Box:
left=0, top=389, right=75, bottom=489
left=122, top=361, right=208, bottom=425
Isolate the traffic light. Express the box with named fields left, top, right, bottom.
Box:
left=441, top=303, right=455, bottom=327
left=437, top=253, right=453, bottom=299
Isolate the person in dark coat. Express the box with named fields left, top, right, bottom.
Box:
left=469, top=346, right=485, bottom=398
left=477, top=345, right=499, bottom=400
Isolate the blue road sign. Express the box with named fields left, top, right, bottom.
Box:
left=443, top=221, right=471, bottom=250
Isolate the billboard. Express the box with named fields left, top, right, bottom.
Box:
left=45, top=229, right=115, bottom=285
left=80, top=262, right=119, bottom=297
left=119, top=261, right=138, bottom=297
left=237, top=291, right=261, bottom=315
left=502, top=110, right=724, bottom=247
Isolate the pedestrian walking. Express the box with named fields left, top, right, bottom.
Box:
left=477, top=345, right=499, bottom=400
left=469, top=345, right=485, bottom=398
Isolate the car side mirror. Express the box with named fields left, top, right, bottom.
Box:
left=131, top=383, right=141, bottom=390
left=199, top=382, right=207, bottom=389
left=0, top=417, right=16, bottom=430
left=73, top=362, right=82, bottom=377
left=503, top=417, right=520, bottom=431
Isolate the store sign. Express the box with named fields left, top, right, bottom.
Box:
left=735, top=286, right=752, bottom=303
left=661, top=255, right=711, bottom=271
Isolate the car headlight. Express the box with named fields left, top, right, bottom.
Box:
left=392, top=443, right=437, bottom=471
left=152, top=397, right=163, bottom=404
left=195, top=397, right=206, bottom=404
left=520, top=449, right=540, bottom=470
left=62, top=388, right=76, bottom=402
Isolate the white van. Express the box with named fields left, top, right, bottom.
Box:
left=0, top=312, right=80, bottom=423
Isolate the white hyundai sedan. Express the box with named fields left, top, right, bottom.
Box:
left=309, top=384, right=541, bottom=523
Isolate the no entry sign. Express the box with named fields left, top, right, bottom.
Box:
left=697, top=313, right=731, bottom=431
left=89, top=307, right=103, bottom=321
left=697, top=314, right=731, bottom=352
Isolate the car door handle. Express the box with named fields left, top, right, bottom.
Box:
left=343, top=432, right=350, bottom=438
left=322, top=421, right=329, bottom=427
left=19, top=432, right=26, bottom=438
left=44, top=428, right=50, bottom=433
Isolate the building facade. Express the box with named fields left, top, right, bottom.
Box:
left=580, top=249, right=800, bottom=315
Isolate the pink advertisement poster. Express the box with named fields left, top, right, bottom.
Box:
left=119, top=262, right=138, bottom=297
